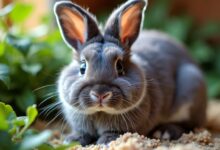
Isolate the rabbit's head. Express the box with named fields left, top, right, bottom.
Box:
left=55, top=0, right=147, bottom=115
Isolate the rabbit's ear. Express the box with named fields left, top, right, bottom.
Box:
left=104, top=0, right=147, bottom=48
left=54, top=2, right=101, bottom=50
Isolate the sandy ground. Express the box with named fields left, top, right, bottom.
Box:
left=68, top=129, right=220, bottom=150
left=36, top=101, right=220, bottom=150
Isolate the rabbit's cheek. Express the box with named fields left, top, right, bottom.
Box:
left=78, top=87, right=95, bottom=107
left=106, top=99, right=123, bottom=110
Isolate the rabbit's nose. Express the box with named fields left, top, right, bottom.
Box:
left=90, top=91, right=112, bottom=103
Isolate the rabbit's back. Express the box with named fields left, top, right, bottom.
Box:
left=131, top=30, right=197, bottom=114
left=132, top=30, right=193, bottom=66
left=132, top=30, right=195, bottom=81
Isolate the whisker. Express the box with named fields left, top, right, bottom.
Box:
left=60, top=116, right=69, bottom=140
left=33, top=84, right=56, bottom=92
left=39, top=101, right=61, bottom=117
left=126, top=113, right=136, bottom=131
left=39, top=94, right=58, bottom=106
left=45, top=105, right=62, bottom=119
left=46, top=110, right=63, bottom=127
left=120, top=113, right=129, bottom=132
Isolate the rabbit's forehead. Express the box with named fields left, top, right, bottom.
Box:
left=81, top=43, right=123, bottom=60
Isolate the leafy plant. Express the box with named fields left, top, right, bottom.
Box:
left=0, top=102, right=50, bottom=149
left=0, top=102, right=78, bottom=150
left=0, top=2, right=71, bottom=114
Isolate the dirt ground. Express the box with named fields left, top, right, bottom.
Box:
left=68, top=129, right=220, bottom=150
left=36, top=101, right=220, bottom=150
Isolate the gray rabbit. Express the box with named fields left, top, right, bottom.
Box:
left=54, top=0, right=207, bottom=146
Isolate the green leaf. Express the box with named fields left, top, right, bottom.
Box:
left=0, top=76, right=10, bottom=89
left=26, top=104, right=38, bottom=127
left=12, top=116, right=26, bottom=127
left=21, top=63, right=42, bottom=75
left=19, top=130, right=52, bottom=150
left=9, top=2, right=33, bottom=23
left=0, top=43, right=5, bottom=56
left=5, top=34, right=32, bottom=55
left=0, top=102, right=16, bottom=130
left=28, top=43, right=52, bottom=58
left=16, top=90, right=36, bottom=112
left=9, top=126, right=17, bottom=135
left=15, top=105, right=38, bottom=138
left=0, top=102, right=16, bottom=121
left=0, top=114, right=9, bottom=130
left=3, top=43, right=25, bottom=64
left=0, top=64, right=10, bottom=88
left=0, top=64, right=9, bottom=75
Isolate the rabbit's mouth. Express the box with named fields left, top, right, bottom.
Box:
left=81, top=93, right=145, bottom=115
left=62, top=93, right=145, bottom=115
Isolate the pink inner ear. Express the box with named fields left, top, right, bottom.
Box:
left=59, top=8, right=85, bottom=44
left=120, top=3, right=142, bottom=44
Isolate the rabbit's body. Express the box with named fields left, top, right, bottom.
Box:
left=55, top=0, right=207, bottom=145
left=132, top=30, right=206, bottom=123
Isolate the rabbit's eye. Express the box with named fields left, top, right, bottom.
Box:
left=116, top=60, right=124, bottom=75
left=80, top=60, right=86, bottom=75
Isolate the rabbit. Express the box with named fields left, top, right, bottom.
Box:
left=54, top=0, right=207, bottom=146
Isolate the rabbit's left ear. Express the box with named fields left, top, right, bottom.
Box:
left=104, top=0, right=147, bottom=48
left=54, top=2, right=101, bottom=50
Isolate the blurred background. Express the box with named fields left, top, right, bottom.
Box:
left=0, top=0, right=220, bottom=116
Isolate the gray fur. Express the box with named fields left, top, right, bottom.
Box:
left=55, top=0, right=207, bottom=145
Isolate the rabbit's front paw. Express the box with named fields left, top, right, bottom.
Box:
left=64, top=132, right=96, bottom=146
left=97, top=132, right=120, bottom=144
left=150, top=124, right=186, bottom=140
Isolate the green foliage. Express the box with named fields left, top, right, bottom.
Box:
left=0, top=102, right=79, bottom=150
left=0, top=64, right=10, bottom=89
left=0, top=101, right=16, bottom=130
left=0, top=2, right=71, bottom=113
left=9, top=2, right=33, bottom=24
left=0, top=102, right=44, bottom=149
left=0, top=4, right=79, bottom=148
left=0, top=102, right=38, bottom=141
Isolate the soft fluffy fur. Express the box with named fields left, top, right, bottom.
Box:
left=54, top=0, right=207, bottom=146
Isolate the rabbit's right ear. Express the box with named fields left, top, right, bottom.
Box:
left=54, top=2, right=101, bottom=50
left=104, top=0, right=147, bottom=48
